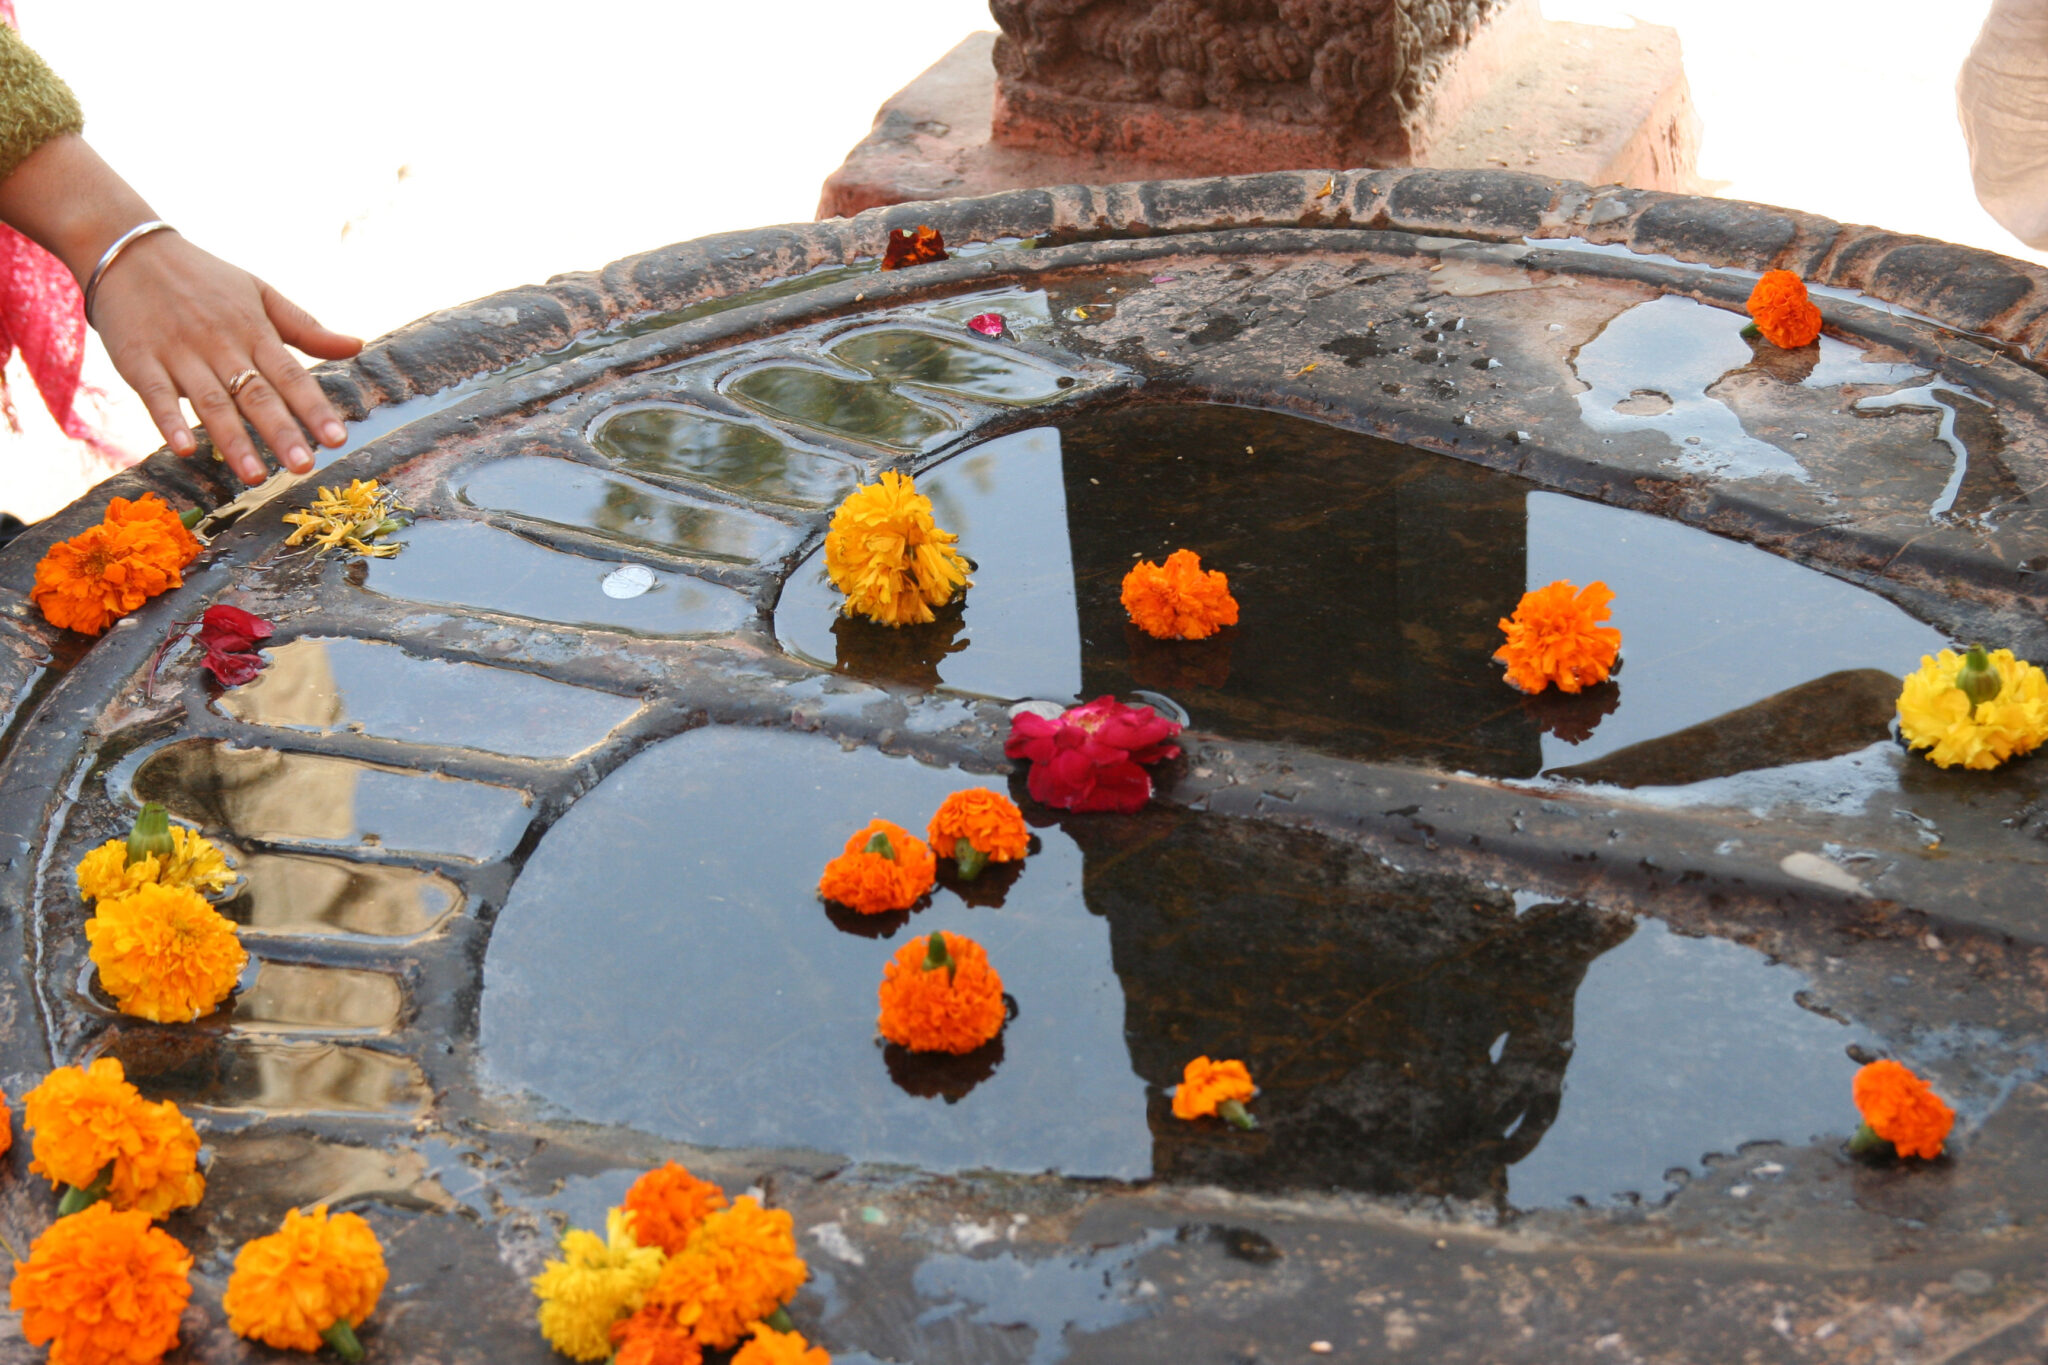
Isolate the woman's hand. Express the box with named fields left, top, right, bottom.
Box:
left=89, top=232, right=362, bottom=485
left=0, top=133, right=363, bottom=486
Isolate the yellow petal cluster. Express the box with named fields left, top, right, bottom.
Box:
left=85, top=883, right=247, bottom=1023
left=533, top=1208, right=666, bottom=1362
left=282, top=478, right=407, bottom=558
left=1897, top=648, right=2048, bottom=770
left=823, top=472, right=970, bottom=627
left=75, top=826, right=235, bottom=903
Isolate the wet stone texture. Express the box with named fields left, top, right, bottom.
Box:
left=13, top=170, right=2048, bottom=1361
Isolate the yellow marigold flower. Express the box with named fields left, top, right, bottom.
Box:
left=23, top=1059, right=206, bottom=1219
left=734, top=1322, right=833, bottom=1365
left=641, top=1197, right=807, bottom=1350
left=823, top=472, right=970, bottom=627
left=10, top=1201, right=192, bottom=1365
left=76, top=826, right=236, bottom=904
left=223, top=1204, right=388, bottom=1356
left=1495, top=580, right=1621, bottom=695
left=1897, top=647, right=2048, bottom=770
left=86, top=883, right=247, bottom=1023
left=282, top=479, right=407, bottom=559
left=622, top=1161, right=728, bottom=1256
left=533, top=1208, right=666, bottom=1362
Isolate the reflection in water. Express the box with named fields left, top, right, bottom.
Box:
left=480, top=726, right=1151, bottom=1179
left=1506, top=919, right=1862, bottom=1206
left=223, top=853, right=460, bottom=938
left=829, top=607, right=969, bottom=691
left=108, top=1038, right=428, bottom=1114
left=777, top=427, right=1083, bottom=701
left=828, top=328, right=1069, bottom=404
left=775, top=403, right=1945, bottom=783
left=363, top=520, right=754, bottom=636
left=726, top=365, right=957, bottom=451
left=884, top=1036, right=1004, bottom=1104
left=220, top=637, right=642, bottom=759
left=134, top=739, right=532, bottom=862
left=1526, top=493, right=1940, bottom=773
left=233, top=963, right=403, bottom=1034
left=457, top=455, right=800, bottom=564
left=590, top=405, right=858, bottom=506
left=480, top=727, right=1859, bottom=1205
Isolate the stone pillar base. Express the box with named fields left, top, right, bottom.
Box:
left=818, top=22, right=1701, bottom=220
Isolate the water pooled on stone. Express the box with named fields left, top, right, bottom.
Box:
left=727, top=365, right=958, bottom=451
left=218, top=637, right=641, bottom=759
left=590, top=405, right=859, bottom=506
left=222, top=854, right=460, bottom=938
left=360, top=520, right=753, bottom=636
left=232, top=963, right=405, bottom=1035
left=456, top=455, right=801, bottom=564
left=479, top=725, right=1873, bottom=1206
left=827, top=327, right=1070, bottom=404
left=133, top=739, right=531, bottom=862
left=776, top=402, right=1939, bottom=782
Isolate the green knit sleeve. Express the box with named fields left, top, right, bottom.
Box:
left=0, top=25, right=81, bottom=184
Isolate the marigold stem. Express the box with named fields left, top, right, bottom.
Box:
left=954, top=838, right=988, bottom=882
left=863, top=830, right=897, bottom=862
left=321, top=1319, right=365, bottom=1363
left=1846, top=1121, right=1889, bottom=1156
left=1957, top=643, right=2003, bottom=708
left=922, top=930, right=956, bottom=983
left=766, top=1307, right=797, bottom=1334
left=126, top=803, right=173, bottom=867
left=57, top=1164, right=113, bottom=1216
left=1218, top=1098, right=1258, bottom=1131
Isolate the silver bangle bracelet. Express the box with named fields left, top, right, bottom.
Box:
left=82, top=219, right=176, bottom=327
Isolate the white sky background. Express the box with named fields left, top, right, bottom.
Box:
left=1, top=0, right=2035, bottom=519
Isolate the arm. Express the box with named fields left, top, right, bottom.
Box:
left=0, top=27, right=361, bottom=485
left=1958, top=0, right=2048, bottom=250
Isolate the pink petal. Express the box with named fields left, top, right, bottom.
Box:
left=967, top=313, right=1005, bottom=338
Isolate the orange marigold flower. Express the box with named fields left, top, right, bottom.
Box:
left=926, top=788, right=1029, bottom=864
left=734, top=1322, right=833, bottom=1365
left=1494, top=580, right=1621, bottom=695
left=23, top=1059, right=205, bottom=1219
left=879, top=224, right=947, bottom=270
left=640, top=1197, right=808, bottom=1350
left=0, top=1086, right=9, bottom=1160
left=30, top=495, right=204, bottom=637
left=622, top=1161, right=728, bottom=1256
left=222, top=1204, right=388, bottom=1355
left=1745, top=269, right=1823, bottom=349
left=86, top=883, right=247, bottom=1023
left=1853, top=1059, right=1954, bottom=1160
left=611, top=1310, right=704, bottom=1365
left=10, top=1201, right=192, bottom=1365
left=1120, top=549, right=1240, bottom=641
left=877, top=930, right=1006, bottom=1055
left=818, top=818, right=936, bottom=915
left=1172, top=1056, right=1257, bottom=1121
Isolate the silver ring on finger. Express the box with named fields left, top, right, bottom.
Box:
left=226, top=367, right=261, bottom=398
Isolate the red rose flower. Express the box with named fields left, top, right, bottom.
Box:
left=1004, top=697, right=1182, bottom=813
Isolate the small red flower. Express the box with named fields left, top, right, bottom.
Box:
left=1004, top=697, right=1182, bottom=813
left=195, top=605, right=273, bottom=687
left=966, top=313, right=1004, bottom=338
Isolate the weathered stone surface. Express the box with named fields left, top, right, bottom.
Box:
left=9, top=172, right=2048, bottom=1362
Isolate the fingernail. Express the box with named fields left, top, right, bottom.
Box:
left=239, top=457, right=265, bottom=484
left=321, top=420, right=346, bottom=446
left=285, top=444, right=313, bottom=472
left=171, top=429, right=195, bottom=455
